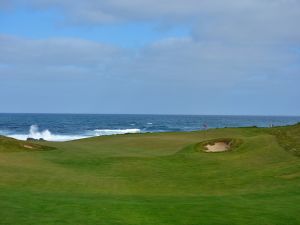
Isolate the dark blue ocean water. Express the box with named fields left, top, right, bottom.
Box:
left=0, top=113, right=299, bottom=141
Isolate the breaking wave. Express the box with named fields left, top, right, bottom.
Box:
left=92, top=129, right=141, bottom=136
left=3, top=125, right=141, bottom=142
left=6, top=125, right=85, bottom=142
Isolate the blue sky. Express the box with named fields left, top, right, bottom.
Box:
left=0, top=0, right=299, bottom=115
left=0, top=8, right=190, bottom=48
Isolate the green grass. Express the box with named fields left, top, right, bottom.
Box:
left=0, top=136, right=54, bottom=152
left=0, top=125, right=299, bottom=225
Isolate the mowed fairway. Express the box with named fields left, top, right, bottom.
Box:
left=0, top=125, right=300, bottom=225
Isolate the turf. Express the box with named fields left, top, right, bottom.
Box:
left=0, top=136, right=54, bottom=152
left=0, top=124, right=299, bottom=225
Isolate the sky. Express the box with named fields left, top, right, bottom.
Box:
left=0, top=0, right=299, bottom=115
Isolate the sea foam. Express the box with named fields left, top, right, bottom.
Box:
left=7, top=125, right=85, bottom=142
left=4, top=125, right=141, bottom=142
left=92, top=128, right=141, bottom=136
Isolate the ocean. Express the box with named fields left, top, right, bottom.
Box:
left=0, top=113, right=299, bottom=142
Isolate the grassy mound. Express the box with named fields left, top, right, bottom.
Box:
left=0, top=124, right=299, bottom=225
left=268, top=123, right=300, bottom=156
left=0, top=136, right=55, bottom=152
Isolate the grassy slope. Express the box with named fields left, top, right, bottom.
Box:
left=0, top=136, right=54, bottom=152
left=0, top=125, right=299, bottom=225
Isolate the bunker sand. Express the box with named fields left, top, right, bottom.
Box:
left=205, top=142, right=230, bottom=152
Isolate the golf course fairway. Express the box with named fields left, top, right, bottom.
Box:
left=0, top=124, right=300, bottom=225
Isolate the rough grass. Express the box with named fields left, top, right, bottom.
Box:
left=0, top=125, right=299, bottom=225
left=0, top=136, right=55, bottom=152
left=268, top=123, right=300, bottom=156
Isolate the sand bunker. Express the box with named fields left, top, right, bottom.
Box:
left=204, top=142, right=230, bottom=152
left=23, top=145, right=34, bottom=149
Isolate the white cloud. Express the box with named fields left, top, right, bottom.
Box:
left=7, top=0, right=300, bottom=45
left=1, top=34, right=298, bottom=87
left=1, top=1, right=300, bottom=114
left=0, top=35, right=123, bottom=67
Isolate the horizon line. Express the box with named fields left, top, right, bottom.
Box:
left=0, top=112, right=300, bottom=117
